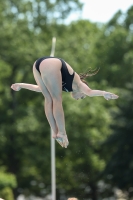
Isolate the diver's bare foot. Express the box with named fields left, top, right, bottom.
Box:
left=56, top=132, right=69, bottom=148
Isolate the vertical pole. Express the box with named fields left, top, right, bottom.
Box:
left=50, top=37, right=56, bottom=57
left=51, top=129, right=56, bottom=200
left=50, top=37, right=56, bottom=200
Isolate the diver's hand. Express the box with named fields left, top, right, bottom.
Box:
left=11, top=83, right=21, bottom=91
left=103, top=91, right=119, bottom=100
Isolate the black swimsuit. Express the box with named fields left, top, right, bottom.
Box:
left=35, top=56, right=75, bottom=92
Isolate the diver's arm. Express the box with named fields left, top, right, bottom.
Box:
left=11, top=83, right=41, bottom=92
left=79, top=81, right=119, bottom=100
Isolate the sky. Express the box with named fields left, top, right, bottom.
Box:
left=67, top=0, right=133, bottom=23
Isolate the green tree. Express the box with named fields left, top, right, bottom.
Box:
left=2, top=0, right=83, bottom=28
left=102, top=84, right=133, bottom=199
left=90, top=7, right=133, bottom=88
left=93, top=6, right=133, bottom=199
left=124, top=6, right=133, bottom=30
left=0, top=168, right=17, bottom=200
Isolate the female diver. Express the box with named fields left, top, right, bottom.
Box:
left=11, top=56, right=119, bottom=148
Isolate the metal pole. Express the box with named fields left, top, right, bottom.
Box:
left=51, top=129, right=56, bottom=200
left=50, top=37, right=56, bottom=57
left=50, top=37, right=56, bottom=200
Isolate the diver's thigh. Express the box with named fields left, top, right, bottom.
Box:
left=41, top=68, right=62, bottom=98
left=33, top=65, right=52, bottom=100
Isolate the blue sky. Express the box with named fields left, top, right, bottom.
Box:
left=67, top=0, right=133, bottom=23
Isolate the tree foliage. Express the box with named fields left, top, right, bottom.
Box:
left=0, top=168, right=17, bottom=200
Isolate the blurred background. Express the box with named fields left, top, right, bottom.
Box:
left=0, top=0, right=133, bottom=200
